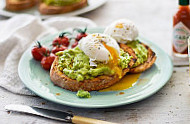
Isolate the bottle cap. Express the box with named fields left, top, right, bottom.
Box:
left=179, top=0, right=189, bottom=5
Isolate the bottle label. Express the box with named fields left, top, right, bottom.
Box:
left=188, top=37, right=190, bottom=57
left=173, top=22, right=190, bottom=53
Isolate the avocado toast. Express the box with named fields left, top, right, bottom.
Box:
left=120, top=41, right=156, bottom=73
left=104, top=19, right=157, bottom=73
left=39, top=0, right=88, bottom=15
left=50, top=18, right=157, bottom=92
left=50, top=47, right=136, bottom=91
left=6, top=0, right=39, bottom=11
left=50, top=33, right=137, bottom=91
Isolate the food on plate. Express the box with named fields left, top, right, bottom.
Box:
left=104, top=19, right=156, bottom=73
left=120, top=41, right=156, bottom=73
left=78, top=33, right=120, bottom=62
left=30, top=23, right=156, bottom=97
left=72, top=27, right=88, bottom=48
left=52, top=45, right=67, bottom=54
left=31, top=29, right=86, bottom=72
left=41, top=53, right=56, bottom=70
left=52, top=32, right=71, bottom=47
left=104, top=19, right=138, bottom=44
left=73, top=27, right=88, bottom=41
left=51, top=32, right=70, bottom=54
left=5, top=0, right=89, bottom=14
left=71, top=42, right=78, bottom=48
left=31, top=41, right=56, bottom=70
left=39, top=0, right=88, bottom=15
left=6, top=0, right=39, bottom=11
left=31, top=41, right=55, bottom=70
left=50, top=33, right=137, bottom=91
left=76, top=90, right=91, bottom=98
left=31, top=41, right=50, bottom=61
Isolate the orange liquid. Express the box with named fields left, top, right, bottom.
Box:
left=56, top=93, right=61, bottom=96
left=103, top=43, right=122, bottom=78
left=99, top=73, right=141, bottom=92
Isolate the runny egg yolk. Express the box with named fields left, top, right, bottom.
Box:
left=115, top=23, right=124, bottom=28
left=103, top=43, right=122, bottom=78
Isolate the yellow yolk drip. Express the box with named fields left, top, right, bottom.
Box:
left=103, top=43, right=122, bottom=78
left=115, top=23, right=124, bottom=28
left=99, top=73, right=141, bottom=92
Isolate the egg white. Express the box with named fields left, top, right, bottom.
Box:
left=78, top=33, right=120, bottom=62
left=104, top=19, right=139, bottom=44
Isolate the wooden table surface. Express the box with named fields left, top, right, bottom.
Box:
left=0, top=0, right=189, bottom=124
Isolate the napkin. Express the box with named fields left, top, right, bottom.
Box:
left=0, top=14, right=96, bottom=96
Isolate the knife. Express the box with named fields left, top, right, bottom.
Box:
left=5, top=104, right=118, bottom=124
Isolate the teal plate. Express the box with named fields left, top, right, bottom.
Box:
left=18, top=28, right=173, bottom=108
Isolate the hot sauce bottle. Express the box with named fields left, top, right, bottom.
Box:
left=173, top=0, right=190, bottom=58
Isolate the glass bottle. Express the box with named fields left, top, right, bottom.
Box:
left=173, top=0, right=190, bottom=58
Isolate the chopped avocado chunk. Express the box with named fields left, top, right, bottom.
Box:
left=127, top=40, right=148, bottom=67
left=76, top=90, right=91, bottom=98
left=43, top=0, right=82, bottom=6
left=57, top=47, right=132, bottom=82
left=119, top=49, right=132, bottom=69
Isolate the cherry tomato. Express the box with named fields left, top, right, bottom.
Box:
left=76, top=33, right=87, bottom=41
left=71, top=42, right=78, bottom=48
left=31, top=41, right=49, bottom=61
left=41, top=54, right=55, bottom=70
left=73, top=27, right=88, bottom=41
left=52, top=45, right=67, bottom=54
left=50, top=53, right=56, bottom=57
left=52, top=37, right=69, bottom=47
left=52, top=32, right=71, bottom=47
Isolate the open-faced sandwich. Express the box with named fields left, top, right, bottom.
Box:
left=6, top=0, right=39, bottom=11
left=49, top=19, right=157, bottom=94
left=29, top=19, right=157, bottom=98
left=50, top=33, right=137, bottom=91
left=104, top=19, right=157, bottom=73
left=39, top=0, right=88, bottom=15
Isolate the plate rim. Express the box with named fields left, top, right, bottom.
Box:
left=18, top=28, right=173, bottom=108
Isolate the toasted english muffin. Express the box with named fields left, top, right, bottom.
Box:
left=50, top=47, right=136, bottom=92
left=120, top=42, right=156, bottom=73
left=6, top=0, right=39, bottom=11
left=39, top=0, right=88, bottom=15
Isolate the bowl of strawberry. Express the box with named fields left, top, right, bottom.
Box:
left=31, top=28, right=88, bottom=71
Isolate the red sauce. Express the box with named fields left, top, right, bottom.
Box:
left=173, top=3, right=190, bottom=54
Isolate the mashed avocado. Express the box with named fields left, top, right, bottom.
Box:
left=119, top=49, right=132, bottom=69
left=127, top=40, right=148, bottom=67
left=56, top=47, right=132, bottom=82
left=76, top=90, right=91, bottom=98
left=43, top=0, right=81, bottom=6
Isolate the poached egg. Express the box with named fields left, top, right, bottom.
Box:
left=78, top=33, right=120, bottom=62
left=104, top=19, right=139, bottom=44
left=78, top=33, right=122, bottom=78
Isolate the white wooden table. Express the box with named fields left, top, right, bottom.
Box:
left=1, top=0, right=189, bottom=123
